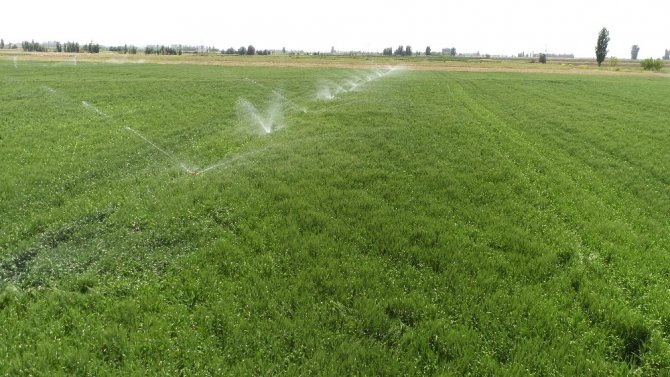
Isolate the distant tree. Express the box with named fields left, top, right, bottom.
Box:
left=161, top=46, right=176, bottom=55
left=539, top=53, right=547, bottom=63
left=282, top=47, right=286, bottom=54
left=238, top=46, right=246, bottom=55
left=331, top=46, right=335, bottom=54
left=55, top=41, right=62, bottom=52
left=425, top=46, right=431, bottom=55
left=631, top=45, right=640, bottom=60
left=0, top=39, right=4, bottom=49
left=382, top=47, right=392, bottom=56
left=247, top=45, right=255, bottom=55
left=405, top=45, right=412, bottom=56
left=394, top=45, right=404, bottom=56
left=64, top=42, right=80, bottom=53
left=595, top=27, right=610, bottom=67
left=450, top=47, right=456, bottom=56
left=664, top=49, right=670, bottom=60
left=21, top=40, right=45, bottom=52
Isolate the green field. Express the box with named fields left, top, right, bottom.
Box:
left=2, top=59, right=670, bottom=375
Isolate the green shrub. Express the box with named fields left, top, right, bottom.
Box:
left=641, top=58, right=664, bottom=71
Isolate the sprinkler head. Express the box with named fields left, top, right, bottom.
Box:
left=190, top=171, right=199, bottom=176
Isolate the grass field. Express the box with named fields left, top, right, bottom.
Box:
left=2, top=57, right=670, bottom=375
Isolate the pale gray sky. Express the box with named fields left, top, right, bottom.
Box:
left=3, top=0, right=668, bottom=58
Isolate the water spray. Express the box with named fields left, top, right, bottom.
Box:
left=65, top=68, right=401, bottom=179
left=197, top=147, right=266, bottom=175
left=244, top=78, right=307, bottom=113
left=316, top=66, right=400, bottom=101
left=80, top=100, right=199, bottom=176
left=50, top=91, right=204, bottom=177
left=237, top=96, right=285, bottom=135
left=82, top=101, right=108, bottom=117
left=124, top=126, right=197, bottom=175
left=274, top=90, right=307, bottom=113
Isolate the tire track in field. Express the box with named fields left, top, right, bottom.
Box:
left=451, top=80, right=606, bottom=259
left=470, top=78, right=670, bottom=220
left=452, top=79, right=657, bottom=336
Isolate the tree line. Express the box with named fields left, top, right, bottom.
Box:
left=382, top=46, right=413, bottom=56
left=3, top=35, right=668, bottom=62
left=221, top=45, right=272, bottom=55
left=108, top=45, right=139, bottom=54
left=56, top=42, right=100, bottom=53
left=21, top=40, right=46, bottom=52
left=17, top=40, right=100, bottom=53
left=144, top=45, right=182, bottom=55
left=57, top=42, right=79, bottom=53
left=138, top=44, right=273, bottom=55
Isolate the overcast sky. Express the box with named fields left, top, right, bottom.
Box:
left=3, top=0, right=668, bottom=58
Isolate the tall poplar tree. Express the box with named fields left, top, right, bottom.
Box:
left=631, top=45, right=640, bottom=60
left=595, top=27, right=610, bottom=67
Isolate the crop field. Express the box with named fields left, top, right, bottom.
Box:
left=1, top=57, right=670, bottom=375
